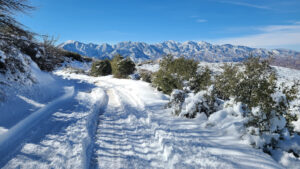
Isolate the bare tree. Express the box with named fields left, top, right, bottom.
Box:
left=0, top=0, right=34, bottom=43
left=0, top=0, right=34, bottom=13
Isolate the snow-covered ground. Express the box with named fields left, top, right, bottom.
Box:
left=138, top=63, right=160, bottom=72
left=0, top=65, right=291, bottom=168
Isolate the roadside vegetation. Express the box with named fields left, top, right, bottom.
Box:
left=0, top=0, right=86, bottom=72
left=90, top=54, right=136, bottom=79
left=150, top=55, right=300, bottom=157
left=152, top=55, right=211, bottom=94
left=90, top=59, right=112, bottom=76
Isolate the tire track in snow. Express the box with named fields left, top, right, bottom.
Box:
left=89, top=85, right=174, bottom=169
left=82, top=88, right=109, bottom=169
left=114, top=86, right=145, bottom=110
left=89, top=77, right=283, bottom=169
left=90, top=88, right=126, bottom=168
left=2, top=73, right=283, bottom=168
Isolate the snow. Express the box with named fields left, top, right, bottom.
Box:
left=17, top=95, right=45, bottom=108
left=0, top=74, right=107, bottom=168
left=168, top=62, right=300, bottom=168
left=275, top=66, right=300, bottom=131
left=64, top=60, right=92, bottom=72
left=1, top=60, right=300, bottom=168
left=138, top=63, right=160, bottom=72
left=0, top=50, right=6, bottom=62
left=0, top=87, right=74, bottom=148
left=272, top=149, right=300, bottom=169
left=292, top=118, right=300, bottom=132
left=0, top=66, right=286, bottom=168
left=30, top=61, right=55, bottom=85
left=0, top=127, right=8, bottom=135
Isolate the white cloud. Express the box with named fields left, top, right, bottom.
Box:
left=190, top=16, right=207, bottom=23
left=294, top=21, right=300, bottom=25
left=220, top=1, right=270, bottom=10
left=257, top=25, right=300, bottom=32
left=215, top=24, right=300, bottom=50
left=196, top=19, right=207, bottom=23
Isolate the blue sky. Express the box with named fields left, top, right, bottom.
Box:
left=17, top=0, right=300, bottom=51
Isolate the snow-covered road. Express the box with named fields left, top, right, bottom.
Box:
left=0, top=71, right=284, bottom=168
left=0, top=72, right=109, bottom=168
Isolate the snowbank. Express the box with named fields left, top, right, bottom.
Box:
left=1, top=71, right=108, bottom=168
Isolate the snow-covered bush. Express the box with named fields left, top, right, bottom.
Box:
left=0, top=42, right=39, bottom=102
left=90, top=59, right=112, bottom=76
left=0, top=43, right=32, bottom=80
left=139, top=69, right=153, bottom=83
left=274, top=82, right=300, bottom=135
left=189, top=66, right=212, bottom=93
left=63, top=66, right=86, bottom=74
left=165, top=57, right=300, bottom=157
left=168, top=90, right=186, bottom=116
left=15, top=36, right=67, bottom=72
left=168, top=87, right=223, bottom=118
left=212, top=57, right=300, bottom=151
left=3, top=35, right=67, bottom=72
left=218, top=59, right=300, bottom=158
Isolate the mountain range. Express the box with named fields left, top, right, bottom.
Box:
left=59, top=40, right=300, bottom=64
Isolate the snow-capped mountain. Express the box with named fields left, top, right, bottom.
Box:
left=59, top=40, right=300, bottom=62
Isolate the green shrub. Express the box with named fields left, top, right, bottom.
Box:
left=278, top=81, right=300, bottom=134
left=111, top=54, right=124, bottom=75
left=152, top=55, right=210, bottom=95
left=82, top=56, right=93, bottom=62
left=189, top=66, right=212, bottom=92
left=214, top=63, right=241, bottom=100
left=90, top=59, right=112, bottom=76
left=215, top=57, right=299, bottom=139
left=215, top=58, right=277, bottom=113
left=111, top=54, right=136, bottom=78
left=217, top=58, right=277, bottom=127
left=62, top=51, right=83, bottom=62
left=116, top=58, right=136, bottom=78
left=162, top=55, right=198, bottom=80
left=153, top=69, right=181, bottom=94
left=237, top=57, right=277, bottom=114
